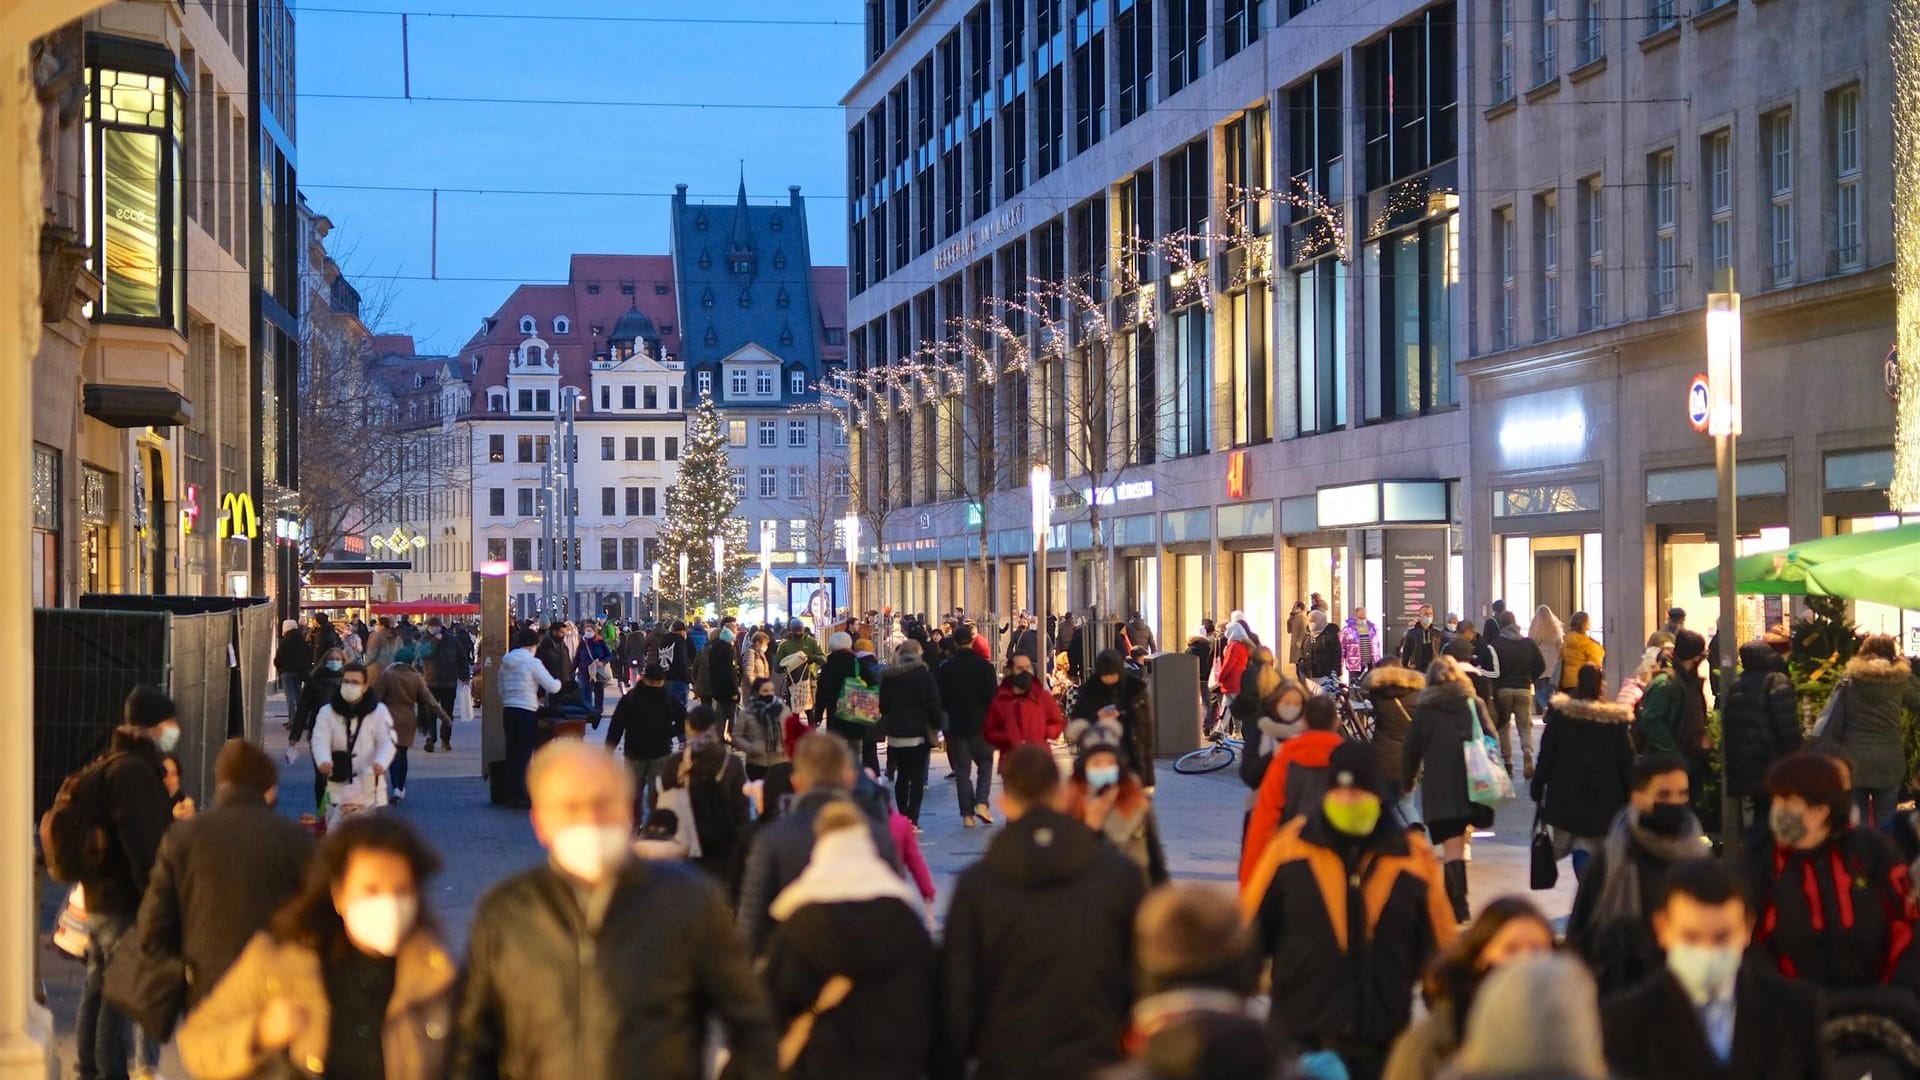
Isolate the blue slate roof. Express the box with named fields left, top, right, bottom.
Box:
left=669, top=179, right=822, bottom=402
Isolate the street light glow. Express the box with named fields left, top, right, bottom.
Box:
left=1705, top=291, right=1743, bottom=437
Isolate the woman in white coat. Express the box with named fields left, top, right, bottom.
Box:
left=312, top=660, right=396, bottom=826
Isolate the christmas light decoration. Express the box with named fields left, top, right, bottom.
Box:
left=657, top=396, right=749, bottom=613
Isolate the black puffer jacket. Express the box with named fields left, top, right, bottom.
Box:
left=878, top=657, right=943, bottom=743
left=452, top=858, right=778, bottom=1080
left=938, top=808, right=1146, bottom=1080
left=763, top=898, right=934, bottom=1080
left=1067, top=673, right=1157, bottom=786
left=1530, top=694, right=1635, bottom=837
left=1402, top=680, right=1488, bottom=826
left=1364, top=665, right=1425, bottom=789
left=1721, top=642, right=1803, bottom=798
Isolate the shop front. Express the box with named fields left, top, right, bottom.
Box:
left=1218, top=500, right=1279, bottom=650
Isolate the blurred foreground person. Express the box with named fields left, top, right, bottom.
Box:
left=1445, top=955, right=1609, bottom=1080
left=1382, top=898, right=1553, bottom=1080
left=1104, top=883, right=1275, bottom=1080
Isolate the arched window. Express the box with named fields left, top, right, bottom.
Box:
left=518, top=316, right=535, bottom=334
left=553, top=316, right=570, bottom=335
left=488, top=392, right=505, bottom=412
left=526, top=345, right=544, bottom=366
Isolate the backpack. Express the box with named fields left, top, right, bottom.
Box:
left=39, top=752, right=126, bottom=884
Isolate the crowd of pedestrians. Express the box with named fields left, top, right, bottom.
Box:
left=42, top=590, right=1920, bottom=1080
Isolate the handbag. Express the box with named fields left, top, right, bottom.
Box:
left=834, top=674, right=882, bottom=727
left=1529, top=808, right=1559, bottom=890
left=1464, top=729, right=1515, bottom=807
left=656, top=747, right=704, bottom=859
left=1811, top=681, right=1848, bottom=741
left=103, top=927, right=186, bottom=1041
left=778, top=975, right=854, bottom=1071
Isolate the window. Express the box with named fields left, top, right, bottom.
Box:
left=535, top=389, right=552, bottom=412
left=601, top=487, right=615, bottom=516
left=1115, top=0, right=1153, bottom=126
left=1166, top=0, right=1206, bottom=95
left=536, top=435, right=551, bottom=462
left=1228, top=283, right=1271, bottom=445
left=517, top=488, right=534, bottom=517
left=1495, top=0, right=1514, bottom=101
left=1361, top=4, right=1458, bottom=189
left=1646, top=0, right=1674, bottom=35
left=624, top=436, right=639, bottom=461
left=835, top=422, right=850, bottom=447
left=486, top=538, right=507, bottom=565
left=787, top=466, right=807, bottom=498
left=730, top=370, right=749, bottom=397
left=755, top=370, right=773, bottom=396
left=516, top=435, right=534, bottom=463
left=1224, top=0, right=1261, bottom=57
left=638, top=385, right=655, bottom=410
left=488, top=488, right=505, bottom=516
left=489, top=434, right=505, bottom=462
left=1577, top=0, right=1602, bottom=63
left=665, top=438, right=679, bottom=461
left=729, top=420, right=748, bottom=447
left=512, top=538, right=532, bottom=570
left=1579, top=175, right=1605, bottom=329
left=600, top=436, right=614, bottom=460
left=1536, top=192, right=1559, bottom=338
left=598, top=385, right=610, bottom=411
left=1534, top=0, right=1557, bottom=83
left=1704, top=129, right=1733, bottom=288
left=758, top=467, right=778, bottom=498
left=1766, top=111, right=1794, bottom=286
left=621, top=538, right=640, bottom=570
left=1495, top=206, right=1516, bottom=347
left=642, top=437, right=657, bottom=461
left=1650, top=148, right=1677, bottom=312
left=696, top=370, right=713, bottom=398
left=730, top=469, right=747, bottom=498
left=601, top=538, right=618, bottom=570
left=1072, top=0, right=1108, bottom=152
left=488, top=392, right=504, bottom=412
left=620, top=385, right=635, bottom=410
left=1365, top=215, right=1458, bottom=418
left=788, top=420, right=808, bottom=448
left=554, top=316, right=569, bottom=335
left=517, top=389, right=533, bottom=413
left=789, top=370, right=807, bottom=396
left=1294, top=257, right=1347, bottom=434
left=758, top=420, right=777, bottom=447
left=643, top=487, right=657, bottom=515
left=668, top=387, right=679, bottom=410
left=518, top=316, right=535, bottom=334
left=1287, top=65, right=1343, bottom=262
left=1832, top=84, right=1862, bottom=270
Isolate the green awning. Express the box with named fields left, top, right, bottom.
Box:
left=1699, top=523, right=1920, bottom=610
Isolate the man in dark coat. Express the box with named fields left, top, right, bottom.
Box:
left=938, top=744, right=1147, bottom=1080
left=273, top=618, right=311, bottom=723
left=1394, top=604, right=1442, bottom=672
left=130, top=739, right=315, bottom=1014
left=74, top=686, right=178, bottom=1080
left=453, top=740, right=777, bottom=1080
left=736, top=733, right=901, bottom=955
left=1720, top=639, right=1802, bottom=823
left=878, top=640, right=943, bottom=825
left=1487, top=611, right=1547, bottom=777
left=603, top=658, right=686, bottom=822
left=937, top=625, right=1001, bottom=827
left=704, top=629, right=741, bottom=733
left=423, top=616, right=473, bottom=752
left=1602, top=858, right=1828, bottom=1080
left=1067, top=649, right=1157, bottom=787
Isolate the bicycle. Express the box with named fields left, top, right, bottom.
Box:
left=1317, top=675, right=1377, bottom=744
left=1174, top=704, right=1244, bottom=775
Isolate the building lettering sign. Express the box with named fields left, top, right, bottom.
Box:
left=933, top=203, right=1027, bottom=271
left=1227, top=450, right=1250, bottom=500
left=1054, top=479, right=1154, bottom=511
left=218, top=491, right=258, bottom=540
left=180, top=483, right=201, bottom=535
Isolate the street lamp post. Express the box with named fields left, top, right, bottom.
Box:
left=1031, top=464, right=1053, bottom=671
left=843, top=514, right=861, bottom=622
left=1707, top=290, right=1744, bottom=853
left=539, top=450, right=554, bottom=620
left=678, top=551, right=689, bottom=624
left=712, top=534, right=726, bottom=621
left=760, top=520, right=776, bottom=625
left=562, top=389, right=580, bottom=619
left=650, top=562, right=663, bottom=623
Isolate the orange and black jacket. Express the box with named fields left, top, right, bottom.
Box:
left=1239, top=814, right=1457, bottom=1049
left=1746, top=824, right=1920, bottom=992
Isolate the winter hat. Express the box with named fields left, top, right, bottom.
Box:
left=282, top=619, right=299, bottom=634
left=1450, top=956, right=1608, bottom=1078
left=1066, top=714, right=1125, bottom=755
left=1326, top=740, right=1386, bottom=799
left=1672, top=629, right=1708, bottom=663
left=123, top=684, right=177, bottom=730
left=827, top=631, right=853, bottom=652
left=644, top=657, right=673, bottom=681
left=1134, top=882, right=1255, bottom=989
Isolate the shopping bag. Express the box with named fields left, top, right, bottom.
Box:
left=835, top=675, right=882, bottom=727
left=1529, top=809, right=1559, bottom=890
left=51, top=884, right=89, bottom=960
left=1464, top=735, right=1515, bottom=807
left=655, top=780, right=702, bottom=860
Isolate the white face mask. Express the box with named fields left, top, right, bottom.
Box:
left=154, top=722, right=181, bottom=753
left=1666, top=943, right=1742, bottom=1002
left=339, top=683, right=365, bottom=704
left=549, top=824, right=631, bottom=883
left=1276, top=702, right=1304, bottom=723
left=341, top=894, right=417, bottom=957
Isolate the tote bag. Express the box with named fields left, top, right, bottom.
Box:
left=1464, top=718, right=1515, bottom=807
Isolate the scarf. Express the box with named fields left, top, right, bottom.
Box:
left=768, top=823, right=920, bottom=921
left=1590, top=806, right=1707, bottom=929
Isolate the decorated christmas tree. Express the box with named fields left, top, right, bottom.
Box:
left=658, top=396, right=750, bottom=618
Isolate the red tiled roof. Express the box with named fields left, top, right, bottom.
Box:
left=368, top=333, right=417, bottom=358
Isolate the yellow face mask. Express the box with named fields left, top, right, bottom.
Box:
left=1323, top=792, right=1383, bottom=837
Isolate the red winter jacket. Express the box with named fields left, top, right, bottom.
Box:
left=982, top=682, right=1066, bottom=756
left=1216, top=640, right=1251, bottom=696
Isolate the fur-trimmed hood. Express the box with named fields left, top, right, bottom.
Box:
left=1414, top=678, right=1473, bottom=708
left=1364, top=664, right=1427, bottom=693
left=1845, top=655, right=1915, bottom=684
left=1546, top=692, right=1633, bottom=725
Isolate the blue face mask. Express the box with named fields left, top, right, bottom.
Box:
left=325, top=659, right=343, bottom=672
left=1086, top=764, right=1121, bottom=791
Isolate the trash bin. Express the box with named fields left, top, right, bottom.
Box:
left=1149, top=650, right=1204, bottom=758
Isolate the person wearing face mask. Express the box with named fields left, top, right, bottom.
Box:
left=734, top=677, right=794, bottom=784
left=1403, top=658, right=1499, bottom=922
left=1240, top=741, right=1457, bottom=1080
left=982, top=653, right=1067, bottom=761
left=177, top=814, right=452, bottom=1080
left=1743, top=752, right=1920, bottom=1002
left=290, top=647, right=348, bottom=766
left=878, top=639, right=943, bottom=828
left=1300, top=607, right=1342, bottom=681
left=1062, top=723, right=1162, bottom=883
left=1819, top=634, right=1920, bottom=831
left=311, top=662, right=397, bottom=828
left=1530, top=665, right=1636, bottom=881
left=1396, top=604, right=1443, bottom=672
left=65, top=685, right=179, bottom=1080
left=1566, top=754, right=1709, bottom=997
left=1231, top=662, right=1311, bottom=795
left=1069, top=649, right=1157, bottom=788
left=453, top=741, right=778, bottom=1080
left=1636, top=629, right=1713, bottom=768
left=1602, top=858, right=1827, bottom=1080
left=1382, top=898, right=1555, bottom=1080
left=1339, top=606, right=1382, bottom=686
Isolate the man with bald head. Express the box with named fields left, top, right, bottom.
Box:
left=452, top=741, right=777, bottom=1080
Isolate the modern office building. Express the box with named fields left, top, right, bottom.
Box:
left=846, top=0, right=1470, bottom=649
left=1463, top=0, right=1903, bottom=661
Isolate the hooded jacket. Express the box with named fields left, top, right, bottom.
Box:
left=1239, top=811, right=1456, bottom=1050
left=937, top=808, right=1147, bottom=1080
left=1826, top=655, right=1920, bottom=789
left=1068, top=673, right=1157, bottom=787
left=1300, top=623, right=1342, bottom=681
left=376, top=663, right=448, bottom=750
left=704, top=636, right=740, bottom=702
left=1339, top=619, right=1382, bottom=671
left=1364, top=664, right=1426, bottom=786
left=1402, top=679, right=1489, bottom=825
left=1720, top=642, right=1803, bottom=798
left=452, top=858, right=778, bottom=1080
left=934, top=648, right=999, bottom=739
left=764, top=897, right=934, bottom=1080
left=1488, top=628, right=1545, bottom=690
left=81, top=726, right=173, bottom=919
left=1557, top=630, right=1604, bottom=690
left=1238, top=729, right=1347, bottom=885
left=603, top=682, right=685, bottom=761
left=982, top=680, right=1066, bottom=754
left=878, top=656, right=944, bottom=744
left=736, top=790, right=902, bottom=955
left=1531, top=694, right=1635, bottom=837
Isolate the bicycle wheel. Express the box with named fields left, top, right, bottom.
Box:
left=1174, top=740, right=1238, bottom=775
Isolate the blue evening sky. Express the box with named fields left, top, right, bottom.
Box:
left=295, top=1, right=864, bottom=352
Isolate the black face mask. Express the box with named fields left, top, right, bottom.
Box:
left=1009, top=672, right=1034, bottom=692
left=1641, top=802, right=1693, bottom=837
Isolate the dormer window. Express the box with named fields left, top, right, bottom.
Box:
left=770, top=215, right=784, bottom=231
left=472, top=356, right=482, bottom=375
left=705, top=327, right=719, bottom=346
left=519, top=316, right=535, bottom=334
left=728, top=255, right=754, bottom=274
left=696, top=370, right=713, bottom=397
left=621, top=282, right=635, bottom=295
left=776, top=288, right=790, bottom=309
left=525, top=345, right=544, bottom=366
left=586, top=282, right=600, bottom=295
left=698, top=250, right=712, bottom=270
left=489, top=391, right=505, bottom=412
left=772, top=250, right=787, bottom=270
left=701, top=289, right=715, bottom=309
left=790, top=370, right=807, bottom=396
left=780, top=328, right=794, bottom=347
left=695, top=212, right=709, bottom=230
left=553, top=316, right=570, bottom=335
left=738, top=291, right=752, bottom=309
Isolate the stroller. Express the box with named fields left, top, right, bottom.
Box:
left=1825, top=986, right=1920, bottom=1080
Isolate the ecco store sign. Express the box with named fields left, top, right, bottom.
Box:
left=933, top=203, right=1027, bottom=271
left=1054, top=479, right=1155, bottom=511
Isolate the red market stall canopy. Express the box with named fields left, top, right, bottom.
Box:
left=368, top=601, right=480, bottom=617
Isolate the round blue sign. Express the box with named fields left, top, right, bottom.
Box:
left=1687, top=374, right=1711, bottom=432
